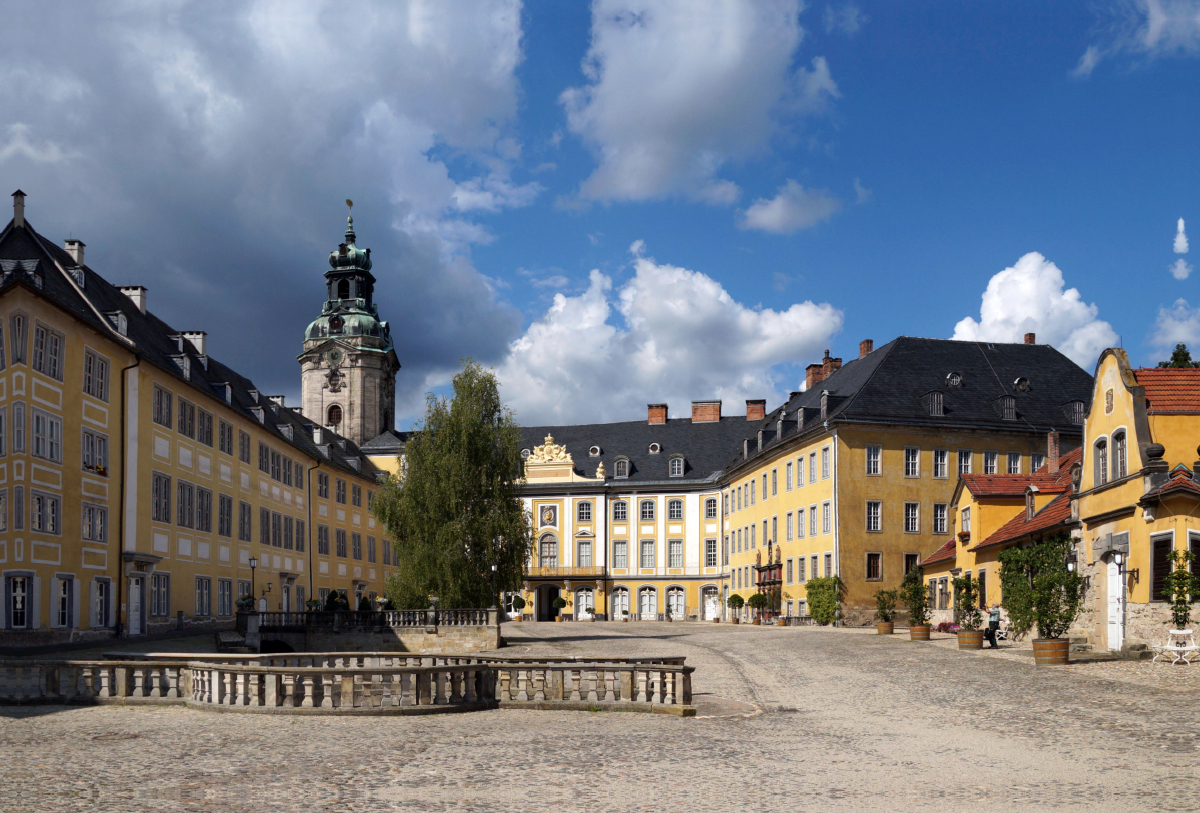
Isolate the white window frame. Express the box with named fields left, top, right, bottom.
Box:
left=866, top=444, right=882, bottom=476
left=903, top=446, right=920, bottom=478
left=822, top=501, right=831, bottom=534
left=958, top=449, right=972, bottom=475
left=904, top=502, right=920, bottom=534
left=1007, top=452, right=1021, bottom=475
left=866, top=500, right=882, bottom=532
left=933, top=448, right=948, bottom=479
left=983, top=451, right=999, bottom=475
left=821, top=446, right=831, bottom=479
left=933, top=503, right=948, bottom=535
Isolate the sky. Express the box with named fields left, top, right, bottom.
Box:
left=2, top=0, right=1200, bottom=429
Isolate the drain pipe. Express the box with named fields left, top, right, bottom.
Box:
left=114, top=354, right=142, bottom=637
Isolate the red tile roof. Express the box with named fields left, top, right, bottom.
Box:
left=960, top=447, right=1080, bottom=497
left=919, top=538, right=957, bottom=567
left=1134, top=368, right=1200, bottom=413
left=971, top=491, right=1072, bottom=552
left=1141, top=466, right=1200, bottom=501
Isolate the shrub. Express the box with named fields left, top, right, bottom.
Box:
left=511, top=595, right=526, bottom=612
left=898, top=566, right=929, bottom=627
left=874, top=589, right=898, bottom=623
left=1162, top=549, right=1200, bottom=630
left=746, top=593, right=770, bottom=611
left=806, top=576, right=844, bottom=625
left=998, top=533, right=1084, bottom=640
left=934, top=621, right=961, bottom=634
left=552, top=596, right=567, bottom=612
left=358, top=596, right=373, bottom=612
left=951, top=573, right=983, bottom=631
left=727, top=594, right=745, bottom=611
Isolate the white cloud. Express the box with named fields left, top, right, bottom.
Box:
left=1171, top=258, right=1193, bottom=279
left=854, top=177, right=872, bottom=204
left=952, top=252, right=1118, bottom=367
left=498, top=243, right=844, bottom=424
left=737, top=180, right=841, bottom=234
left=0, top=123, right=77, bottom=164
left=1176, top=217, right=1189, bottom=253
left=560, top=0, right=836, bottom=205
left=532, top=274, right=570, bottom=288
left=1152, top=298, right=1200, bottom=347
left=1075, top=0, right=1200, bottom=76
left=823, top=4, right=867, bottom=35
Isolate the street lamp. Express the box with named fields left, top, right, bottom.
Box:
left=491, top=563, right=498, bottom=609
left=249, top=557, right=258, bottom=601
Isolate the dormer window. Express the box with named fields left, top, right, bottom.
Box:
left=648, top=443, right=661, bottom=454
left=106, top=311, right=127, bottom=337
left=1026, top=489, right=1036, bottom=520
left=669, top=456, right=684, bottom=477
left=1013, top=377, right=1030, bottom=393
left=997, top=395, right=1016, bottom=421
left=615, top=458, right=630, bottom=478
left=927, top=391, right=944, bottom=417
left=171, top=354, right=190, bottom=380
left=1064, top=400, right=1086, bottom=425
left=520, top=449, right=531, bottom=460
left=589, top=445, right=601, bottom=457
left=946, top=372, right=963, bottom=387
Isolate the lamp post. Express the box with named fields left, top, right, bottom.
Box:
left=249, top=557, right=258, bottom=601
left=491, top=563, right=498, bottom=609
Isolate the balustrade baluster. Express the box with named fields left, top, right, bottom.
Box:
left=282, top=674, right=296, bottom=708
left=532, top=668, right=546, bottom=702
left=300, top=674, right=314, bottom=708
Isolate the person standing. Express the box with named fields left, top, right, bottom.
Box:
left=984, top=603, right=1001, bottom=648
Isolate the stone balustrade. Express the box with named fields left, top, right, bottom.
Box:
left=0, top=660, right=191, bottom=705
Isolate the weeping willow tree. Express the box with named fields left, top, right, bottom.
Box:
left=375, top=360, right=533, bottom=609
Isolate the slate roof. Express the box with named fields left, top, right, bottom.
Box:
left=0, top=212, right=380, bottom=481
left=1133, top=368, right=1200, bottom=413
left=730, top=337, right=1093, bottom=474
left=359, top=430, right=410, bottom=455
left=520, top=416, right=758, bottom=486
left=920, top=538, right=957, bottom=567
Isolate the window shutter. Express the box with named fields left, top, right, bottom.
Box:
left=1153, top=537, right=1173, bottom=602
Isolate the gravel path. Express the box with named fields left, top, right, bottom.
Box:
left=3, top=621, right=1198, bottom=811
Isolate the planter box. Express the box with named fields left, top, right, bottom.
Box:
left=1033, top=638, right=1070, bottom=665
left=876, top=622, right=894, bottom=635
left=957, top=630, right=984, bottom=650
left=909, top=624, right=931, bottom=642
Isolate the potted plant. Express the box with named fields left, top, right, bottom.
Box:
left=510, top=595, right=526, bottom=620
left=727, top=593, right=744, bottom=624
left=874, top=588, right=898, bottom=634
left=998, top=533, right=1084, bottom=665
left=951, top=573, right=984, bottom=649
left=552, top=596, right=567, bottom=621
left=236, top=594, right=256, bottom=613
left=747, top=593, right=769, bottom=624
left=1162, top=549, right=1200, bottom=631
left=805, top=576, right=843, bottom=626
left=622, top=609, right=630, bottom=622
left=899, top=566, right=931, bottom=641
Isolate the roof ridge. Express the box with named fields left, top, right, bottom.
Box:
left=826, top=336, right=900, bottom=418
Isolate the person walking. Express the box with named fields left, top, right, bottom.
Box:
left=984, top=603, right=1001, bottom=648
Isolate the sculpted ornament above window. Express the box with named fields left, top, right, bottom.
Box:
left=528, top=434, right=572, bottom=464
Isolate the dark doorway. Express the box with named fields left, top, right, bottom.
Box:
left=536, top=585, right=560, bottom=622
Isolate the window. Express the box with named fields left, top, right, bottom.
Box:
left=1151, top=533, right=1174, bottom=601
left=1094, top=439, right=1109, bottom=486
left=1007, top=453, right=1021, bottom=475
left=810, top=554, right=819, bottom=581
left=217, top=579, right=233, bottom=617
left=270, top=450, right=281, bottom=481
left=295, top=519, right=305, bottom=553
left=30, top=491, right=60, bottom=533
left=613, top=540, right=628, bottom=569
left=938, top=578, right=950, bottom=610
left=7, top=575, right=28, bottom=628
left=336, top=529, right=347, bottom=558
left=381, top=539, right=390, bottom=565
left=929, top=391, right=944, bottom=416
left=83, top=350, right=109, bottom=401
left=904, top=447, right=919, bottom=478
left=150, top=574, right=170, bottom=617
left=0, top=406, right=6, bottom=457
left=977, top=570, right=987, bottom=610
left=176, top=481, right=195, bottom=528
left=177, top=398, right=196, bottom=439
left=615, top=458, right=629, bottom=478
left=1112, top=431, right=1127, bottom=479
left=539, top=534, right=558, bottom=567
left=195, top=577, right=212, bottom=617
left=1067, top=401, right=1086, bottom=425
left=668, top=539, right=683, bottom=568
left=197, top=408, right=213, bottom=447
left=705, top=538, right=717, bottom=568
left=904, top=502, right=919, bottom=533
left=1031, top=453, right=1046, bottom=472
left=298, top=463, right=306, bottom=488
left=821, top=446, right=830, bottom=479
left=271, top=512, right=282, bottom=547
left=961, top=507, right=971, bottom=534
left=238, top=501, right=251, bottom=541
left=866, top=445, right=881, bottom=476
left=9, top=313, right=24, bottom=365
left=82, top=428, right=108, bottom=476
left=904, top=553, right=920, bottom=574
left=998, top=396, right=1016, bottom=421
left=238, top=430, right=251, bottom=463
left=669, top=457, right=684, bottom=477
left=153, top=386, right=173, bottom=427
left=705, top=498, right=717, bottom=519
left=196, top=488, right=212, bottom=533
left=640, top=540, right=655, bottom=569
left=771, top=516, right=777, bottom=546
left=771, top=468, right=778, bottom=496
left=577, top=501, right=592, bottom=522
left=577, top=539, right=591, bottom=567
left=736, top=486, right=742, bottom=510
left=809, top=452, right=817, bottom=483
left=750, top=480, right=756, bottom=505
left=352, top=484, right=362, bottom=507
left=797, top=556, right=807, bottom=583
left=786, top=512, right=794, bottom=541
left=927, top=580, right=937, bottom=610
left=0, top=491, right=7, bottom=532
left=640, top=500, right=655, bottom=521
left=218, top=420, right=234, bottom=455
left=958, top=449, right=972, bottom=475
left=336, top=479, right=346, bottom=504
left=352, top=533, right=362, bottom=560
left=824, top=553, right=833, bottom=578
left=13, top=485, right=22, bottom=530
left=786, top=462, right=794, bottom=491
left=762, top=473, right=768, bottom=498
left=933, top=504, right=948, bottom=534
left=82, top=503, right=107, bottom=542
left=258, top=442, right=269, bottom=473
left=750, top=524, right=756, bottom=548
left=933, top=449, right=948, bottom=479
left=667, top=499, right=683, bottom=520
left=809, top=505, right=817, bottom=537
left=317, top=526, right=330, bottom=555
left=866, top=552, right=882, bottom=580
left=31, top=409, right=62, bottom=462
left=984, top=451, right=998, bottom=475
left=866, top=501, right=881, bottom=532
left=327, top=404, right=342, bottom=427
left=281, top=455, right=292, bottom=486
left=283, top=516, right=294, bottom=550
left=786, top=558, right=794, bottom=584
left=152, top=473, right=171, bottom=522
left=52, top=576, right=71, bottom=628
left=318, top=472, right=329, bottom=499
left=613, top=500, right=627, bottom=522
left=822, top=502, right=831, bottom=534
left=32, top=324, right=64, bottom=380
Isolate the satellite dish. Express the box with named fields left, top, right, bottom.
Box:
left=346, top=199, right=353, bottom=209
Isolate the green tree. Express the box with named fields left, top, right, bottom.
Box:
left=951, top=573, right=983, bottom=631
left=1161, top=550, right=1200, bottom=630
left=1159, top=343, right=1200, bottom=368
left=899, top=566, right=929, bottom=627
left=805, top=576, right=844, bottom=625
left=997, top=533, right=1083, bottom=640
left=376, top=360, right=533, bottom=609
left=874, top=588, right=898, bottom=623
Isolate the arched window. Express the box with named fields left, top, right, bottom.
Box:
left=1112, top=431, right=1127, bottom=480
left=614, top=458, right=629, bottom=478
left=327, top=404, right=342, bottom=427
left=337, top=279, right=350, bottom=300
left=538, top=533, right=558, bottom=568
left=640, top=500, right=655, bottom=521
left=577, top=501, right=592, bottom=522
left=668, top=499, right=683, bottom=520
left=705, top=498, right=717, bottom=519
left=612, top=500, right=628, bottom=521
left=669, top=457, right=684, bottom=477
left=1094, top=438, right=1108, bottom=486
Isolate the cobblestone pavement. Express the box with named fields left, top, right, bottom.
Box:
left=5, top=622, right=1200, bottom=812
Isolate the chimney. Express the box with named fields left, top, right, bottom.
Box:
left=648, top=403, right=667, bottom=425
left=691, top=400, right=722, bottom=423
left=746, top=399, right=766, bottom=421
left=1024, top=333, right=1036, bottom=345
left=1046, top=431, right=1060, bottom=474
left=859, top=339, right=873, bottom=358
left=268, top=395, right=286, bottom=408
left=182, top=331, right=207, bottom=357
left=805, top=363, right=825, bottom=391
left=821, top=348, right=843, bottom=378
left=11, top=190, right=25, bottom=228
left=64, top=239, right=85, bottom=266
left=120, top=285, right=147, bottom=313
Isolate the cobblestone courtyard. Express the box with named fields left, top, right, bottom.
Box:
left=5, top=622, right=1200, bottom=812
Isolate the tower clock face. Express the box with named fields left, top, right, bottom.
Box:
left=327, top=347, right=343, bottom=367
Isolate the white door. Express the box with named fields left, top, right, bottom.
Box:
left=1107, top=559, right=1124, bottom=651
left=704, top=592, right=719, bottom=620
left=640, top=589, right=656, bottom=620
left=612, top=589, right=629, bottom=618
left=128, top=578, right=142, bottom=635
left=575, top=589, right=593, bottom=619
left=282, top=585, right=291, bottom=612
left=667, top=589, right=685, bottom=619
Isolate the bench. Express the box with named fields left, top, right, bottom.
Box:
left=1152, top=644, right=1199, bottom=665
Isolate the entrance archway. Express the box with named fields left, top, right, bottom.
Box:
left=537, top=584, right=561, bottom=622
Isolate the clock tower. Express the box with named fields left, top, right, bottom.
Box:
left=299, top=212, right=399, bottom=446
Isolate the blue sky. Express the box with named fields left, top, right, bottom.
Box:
left=2, top=1, right=1199, bottom=428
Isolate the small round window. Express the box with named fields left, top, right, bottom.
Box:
left=946, top=372, right=963, bottom=387
left=1014, top=377, right=1030, bottom=393
left=649, top=443, right=661, bottom=454
left=520, top=449, right=531, bottom=459
left=589, top=445, right=601, bottom=457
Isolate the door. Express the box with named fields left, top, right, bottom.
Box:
left=667, top=588, right=684, bottom=619
left=639, top=588, right=656, bottom=620
left=537, top=585, right=560, bottom=621
left=128, top=578, right=143, bottom=635
left=10, top=576, right=27, bottom=628
left=1107, top=558, right=1124, bottom=651
left=282, top=585, right=291, bottom=613
left=611, top=588, right=629, bottom=619
left=704, top=590, right=719, bottom=621
left=575, top=588, right=593, bottom=619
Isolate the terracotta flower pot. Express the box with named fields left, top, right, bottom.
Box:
left=712, top=618, right=720, bottom=623
left=876, top=622, right=894, bottom=635
left=731, top=617, right=740, bottom=625
left=957, top=630, right=984, bottom=650
left=909, top=624, right=931, bottom=641
left=753, top=619, right=762, bottom=625
left=1032, top=638, right=1070, bottom=665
